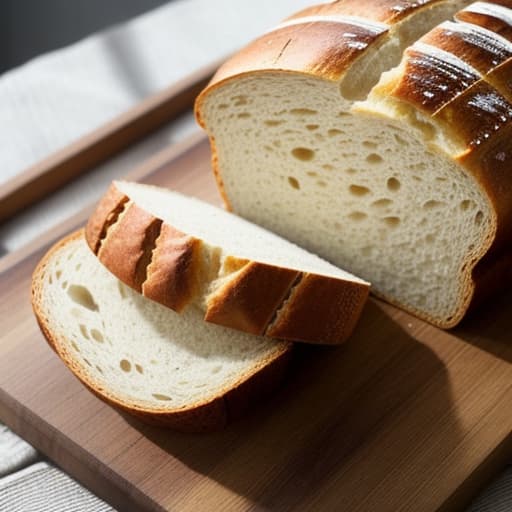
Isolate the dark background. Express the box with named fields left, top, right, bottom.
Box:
left=0, top=0, right=170, bottom=74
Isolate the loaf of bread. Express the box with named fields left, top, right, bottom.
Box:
left=85, top=181, right=369, bottom=344
left=32, top=231, right=292, bottom=432
left=196, top=0, right=512, bottom=327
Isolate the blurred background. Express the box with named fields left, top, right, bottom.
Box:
left=0, top=0, right=169, bottom=73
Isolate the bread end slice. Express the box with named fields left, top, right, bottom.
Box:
left=86, top=181, right=369, bottom=344
left=32, top=231, right=292, bottom=432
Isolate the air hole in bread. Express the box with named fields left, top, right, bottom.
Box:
left=264, top=120, right=284, bottom=127
left=328, top=129, right=344, bottom=137
left=349, top=184, right=371, bottom=197
left=61, top=281, right=68, bottom=289
left=322, top=164, right=334, bottom=171
left=371, top=198, right=393, bottom=209
left=79, top=324, right=89, bottom=340
left=290, top=108, right=317, bottom=116
left=317, top=180, right=327, bottom=188
left=96, top=365, right=103, bottom=374
left=460, top=199, right=474, bottom=211
left=423, top=200, right=445, bottom=210
left=366, top=153, right=383, bottom=164
left=238, top=112, right=251, bottom=119
left=75, top=264, right=81, bottom=271
left=91, top=329, right=104, bottom=343
left=306, top=124, right=319, bottom=131
left=71, top=341, right=80, bottom=352
left=426, top=234, right=435, bottom=244
left=120, top=359, right=131, bottom=372
left=135, top=364, right=144, bottom=375
left=288, top=177, right=300, bottom=190
left=83, top=358, right=92, bottom=367
left=152, top=393, right=172, bottom=401
left=348, top=211, right=367, bottom=221
left=56, top=270, right=62, bottom=280
left=212, top=365, right=223, bottom=374
left=383, top=216, right=401, bottom=228
left=67, top=285, right=99, bottom=311
left=345, top=168, right=358, bottom=174
left=363, top=141, right=378, bottom=149
left=475, top=211, right=484, bottom=225
left=291, top=147, right=315, bottom=162
left=393, top=134, right=409, bottom=147
left=218, top=103, right=228, bottom=110
left=232, top=95, right=248, bottom=106
left=307, top=171, right=318, bottom=177
left=387, top=177, right=401, bottom=192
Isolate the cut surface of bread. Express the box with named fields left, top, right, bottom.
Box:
left=32, top=231, right=292, bottom=432
left=85, top=181, right=369, bottom=345
left=196, top=0, right=512, bottom=327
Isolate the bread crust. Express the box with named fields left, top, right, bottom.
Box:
left=205, top=262, right=300, bottom=336
left=85, top=183, right=368, bottom=345
left=31, top=230, right=293, bottom=433
left=266, top=273, right=369, bottom=344
left=456, top=2, right=512, bottom=41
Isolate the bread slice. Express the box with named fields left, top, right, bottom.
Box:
left=85, top=181, right=369, bottom=345
left=32, top=231, right=292, bottom=432
left=196, top=0, right=512, bottom=327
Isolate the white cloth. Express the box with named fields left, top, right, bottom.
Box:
left=0, top=0, right=312, bottom=185
left=0, top=462, right=114, bottom=512
left=0, top=423, right=38, bottom=478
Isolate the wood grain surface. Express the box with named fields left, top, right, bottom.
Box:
left=0, top=133, right=511, bottom=512
left=0, top=60, right=220, bottom=224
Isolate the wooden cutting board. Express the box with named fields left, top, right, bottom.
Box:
left=1, top=132, right=511, bottom=512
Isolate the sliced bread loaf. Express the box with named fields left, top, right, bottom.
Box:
left=85, top=181, right=369, bottom=345
left=195, top=0, right=512, bottom=327
left=32, top=231, right=292, bottom=432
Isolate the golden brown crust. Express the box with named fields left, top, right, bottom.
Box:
left=390, top=46, right=480, bottom=114
left=456, top=2, right=512, bottom=42
left=143, top=224, right=201, bottom=313
left=85, top=184, right=128, bottom=255
left=31, top=230, right=293, bottom=433
left=421, top=22, right=512, bottom=78
left=208, top=22, right=386, bottom=88
left=289, top=0, right=450, bottom=24
left=205, top=262, right=300, bottom=335
left=266, top=274, right=370, bottom=344
left=96, top=203, right=162, bottom=292
left=486, top=57, right=512, bottom=102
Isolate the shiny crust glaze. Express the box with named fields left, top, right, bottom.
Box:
left=210, top=21, right=387, bottom=86
left=456, top=1, right=512, bottom=41
left=32, top=231, right=293, bottom=432
left=289, top=0, right=446, bottom=24
left=421, top=21, right=512, bottom=75
left=86, top=182, right=369, bottom=345
left=391, top=44, right=480, bottom=113
left=433, top=80, right=512, bottom=149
